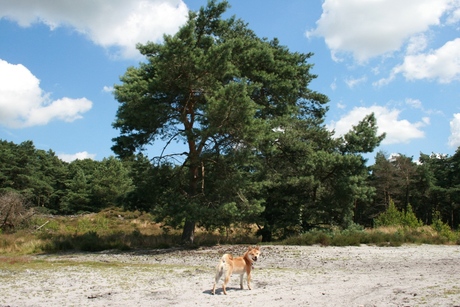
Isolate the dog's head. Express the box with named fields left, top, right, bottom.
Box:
left=247, top=246, right=261, bottom=262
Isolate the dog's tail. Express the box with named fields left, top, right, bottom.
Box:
left=214, top=254, right=229, bottom=285
left=221, top=254, right=233, bottom=263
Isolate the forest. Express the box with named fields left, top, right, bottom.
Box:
left=1, top=1, right=460, bottom=244
left=1, top=138, right=460, bottom=242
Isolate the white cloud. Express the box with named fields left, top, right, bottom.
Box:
left=58, top=151, right=97, bottom=162
left=0, top=0, right=189, bottom=59
left=330, top=78, right=337, bottom=91
left=447, top=7, right=460, bottom=24
left=102, top=86, right=114, bottom=93
left=405, top=98, right=422, bottom=109
left=344, top=75, right=367, bottom=89
left=328, top=105, right=426, bottom=144
left=392, top=38, right=460, bottom=83
left=448, top=113, right=460, bottom=148
left=0, top=59, right=92, bottom=128
left=307, top=0, right=453, bottom=62
left=406, top=34, right=429, bottom=55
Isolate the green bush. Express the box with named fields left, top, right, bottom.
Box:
left=432, top=211, right=456, bottom=241
left=374, top=200, right=402, bottom=227
left=402, top=205, right=423, bottom=228
left=374, top=200, right=422, bottom=228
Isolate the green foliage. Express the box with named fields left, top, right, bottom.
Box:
left=374, top=200, right=402, bottom=227
left=432, top=211, right=455, bottom=241
left=0, top=139, right=134, bottom=216
left=403, top=204, right=423, bottom=228
left=0, top=140, right=65, bottom=209
left=254, top=113, right=384, bottom=241
left=374, top=200, right=422, bottom=228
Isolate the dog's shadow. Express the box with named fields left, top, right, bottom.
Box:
left=203, top=287, right=243, bottom=296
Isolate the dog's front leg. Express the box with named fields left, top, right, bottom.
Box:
left=247, top=272, right=252, bottom=290
left=239, top=273, right=244, bottom=289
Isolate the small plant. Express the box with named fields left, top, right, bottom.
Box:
left=402, top=205, right=423, bottom=228
left=374, top=200, right=403, bottom=227
left=432, top=211, right=456, bottom=241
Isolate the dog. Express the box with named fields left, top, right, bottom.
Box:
left=212, top=246, right=261, bottom=295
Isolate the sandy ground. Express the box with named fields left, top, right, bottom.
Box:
left=1, top=244, right=460, bottom=307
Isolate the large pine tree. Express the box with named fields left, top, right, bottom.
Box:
left=112, top=1, right=329, bottom=243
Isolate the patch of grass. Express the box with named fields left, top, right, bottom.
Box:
left=0, top=256, right=32, bottom=265
left=444, top=286, right=460, bottom=296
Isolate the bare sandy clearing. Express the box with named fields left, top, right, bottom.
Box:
left=1, top=244, right=460, bottom=306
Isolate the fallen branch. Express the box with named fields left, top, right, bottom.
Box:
left=35, top=220, right=49, bottom=231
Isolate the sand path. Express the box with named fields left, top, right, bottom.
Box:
left=1, top=244, right=460, bottom=306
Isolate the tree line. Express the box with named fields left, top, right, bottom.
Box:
left=1, top=138, right=460, bottom=241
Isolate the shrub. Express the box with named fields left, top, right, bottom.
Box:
left=402, top=205, right=423, bottom=228
left=374, top=200, right=402, bottom=227
left=0, top=191, right=34, bottom=233
left=432, top=211, right=456, bottom=241
left=374, top=201, right=422, bottom=229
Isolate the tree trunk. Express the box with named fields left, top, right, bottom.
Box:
left=182, top=100, right=202, bottom=245
left=181, top=219, right=196, bottom=244
left=260, top=226, right=272, bottom=242
left=181, top=161, right=198, bottom=245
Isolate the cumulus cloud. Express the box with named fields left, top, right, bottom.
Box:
left=375, top=38, right=460, bottom=85
left=328, top=106, right=426, bottom=144
left=448, top=113, right=460, bottom=148
left=58, top=151, right=97, bottom=163
left=394, top=38, right=460, bottom=83
left=0, top=0, right=189, bottom=59
left=307, top=0, right=453, bottom=62
left=0, top=59, right=92, bottom=128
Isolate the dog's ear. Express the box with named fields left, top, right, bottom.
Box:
left=256, top=246, right=260, bottom=250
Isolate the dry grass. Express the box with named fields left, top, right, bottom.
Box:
left=0, top=208, right=259, bottom=255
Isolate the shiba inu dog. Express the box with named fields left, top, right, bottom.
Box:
left=212, top=246, right=261, bottom=295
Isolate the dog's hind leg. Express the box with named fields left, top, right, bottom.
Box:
left=212, top=266, right=224, bottom=295
left=222, top=273, right=230, bottom=295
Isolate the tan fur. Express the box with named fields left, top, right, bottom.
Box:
left=212, top=246, right=261, bottom=295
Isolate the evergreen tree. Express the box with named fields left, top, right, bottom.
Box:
left=112, top=0, right=328, bottom=243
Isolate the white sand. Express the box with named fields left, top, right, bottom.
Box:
left=1, top=244, right=460, bottom=306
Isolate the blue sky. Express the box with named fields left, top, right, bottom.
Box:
left=1, top=0, right=460, bottom=163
